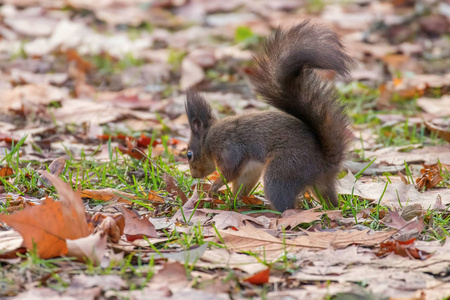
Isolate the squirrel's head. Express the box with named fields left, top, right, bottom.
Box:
left=185, top=90, right=216, bottom=178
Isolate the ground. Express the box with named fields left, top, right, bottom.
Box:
left=0, top=0, right=450, bottom=299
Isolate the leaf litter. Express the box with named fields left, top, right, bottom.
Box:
left=0, top=0, right=450, bottom=299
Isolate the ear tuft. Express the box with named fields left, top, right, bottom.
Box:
left=185, top=90, right=216, bottom=135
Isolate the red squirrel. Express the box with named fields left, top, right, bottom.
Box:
left=185, top=21, right=353, bottom=212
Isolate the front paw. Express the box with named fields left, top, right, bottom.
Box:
left=207, top=186, right=219, bottom=198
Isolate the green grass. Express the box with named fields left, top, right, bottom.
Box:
left=341, top=83, right=446, bottom=148
left=234, top=26, right=261, bottom=48
left=90, top=52, right=145, bottom=75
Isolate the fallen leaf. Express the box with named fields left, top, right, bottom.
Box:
left=400, top=204, right=423, bottom=221
left=242, top=195, right=264, bottom=205
left=0, top=167, right=14, bottom=185
left=66, top=231, right=108, bottom=265
left=0, top=166, right=14, bottom=178
left=70, top=274, right=126, bottom=291
left=121, top=207, right=158, bottom=241
left=180, top=57, right=205, bottom=90
left=398, top=170, right=410, bottom=185
left=65, top=49, right=92, bottom=73
left=243, top=268, right=270, bottom=285
left=198, top=248, right=268, bottom=275
left=163, top=173, right=188, bottom=205
left=416, top=163, right=445, bottom=190
left=211, top=211, right=263, bottom=230
left=156, top=242, right=209, bottom=264
left=40, top=157, right=66, bottom=187
left=148, top=261, right=189, bottom=292
left=432, top=196, right=446, bottom=210
left=116, top=138, right=146, bottom=160
left=337, top=170, right=450, bottom=207
left=80, top=188, right=137, bottom=204
left=97, top=216, right=122, bottom=243
left=1, top=84, right=68, bottom=113
left=88, top=212, right=125, bottom=236
left=218, top=225, right=329, bottom=260
left=52, top=99, right=121, bottom=125
left=0, top=230, right=23, bottom=259
left=293, top=229, right=393, bottom=249
left=424, top=122, right=450, bottom=143
left=383, top=209, right=424, bottom=235
left=377, top=238, right=431, bottom=260
left=148, top=191, right=165, bottom=203
left=0, top=172, right=90, bottom=258
left=277, top=208, right=324, bottom=229
left=417, top=95, right=450, bottom=118
left=10, top=69, right=68, bottom=85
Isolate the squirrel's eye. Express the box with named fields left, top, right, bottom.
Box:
left=187, top=150, right=193, bottom=160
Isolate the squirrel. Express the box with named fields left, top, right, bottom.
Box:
left=184, top=21, right=353, bottom=212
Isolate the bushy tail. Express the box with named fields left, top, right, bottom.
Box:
left=250, top=21, right=352, bottom=168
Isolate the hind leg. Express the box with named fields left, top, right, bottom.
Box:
left=315, top=175, right=339, bottom=208
left=232, top=160, right=264, bottom=198
left=263, top=155, right=318, bottom=212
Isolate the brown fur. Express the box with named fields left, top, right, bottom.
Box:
left=185, top=21, right=352, bottom=212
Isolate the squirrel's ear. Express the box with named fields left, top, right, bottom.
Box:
left=185, top=90, right=215, bottom=135
left=191, top=117, right=203, bottom=135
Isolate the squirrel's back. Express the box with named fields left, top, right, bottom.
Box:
left=250, top=21, right=353, bottom=172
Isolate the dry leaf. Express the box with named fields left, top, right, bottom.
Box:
left=180, top=58, right=204, bottom=90
left=66, top=231, right=108, bottom=265
left=242, top=195, right=264, bottom=205
left=0, top=172, right=90, bottom=259
left=148, top=261, right=189, bottom=292
left=424, top=122, right=450, bottom=143
left=80, top=188, right=137, bottom=204
left=211, top=211, right=263, bottom=230
left=277, top=208, right=324, bottom=229
left=243, top=268, right=270, bottom=285
left=97, top=216, right=122, bottom=243
left=40, top=157, right=66, bottom=187
left=65, top=49, right=92, bottom=73
left=0, top=166, right=14, bottom=178
left=198, top=248, right=268, bottom=275
left=162, top=173, right=187, bottom=205
left=293, top=229, right=393, bottom=249
left=218, top=225, right=329, bottom=260
left=148, top=191, right=165, bottom=203
left=116, top=138, right=146, bottom=160
left=398, top=170, right=410, bottom=185
left=0, top=230, right=23, bottom=259
left=383, top=209, right=424, bottom=240
left=400, top=204, right=423, bottom=221
left=432, top=196, right=446, bottom=210
left=377, top=238, right=431, bottom=260
left=121, top=207, right=157, bottom=241
left=88, top=212, right=125, bottom=235
left=337, top=171, right=450, bottom=207
left=417, top=96, right=450, bottom=118
left=416, top=163, right=445, bottom=190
